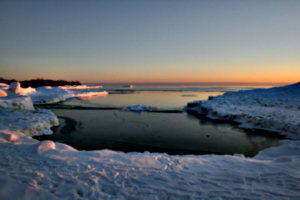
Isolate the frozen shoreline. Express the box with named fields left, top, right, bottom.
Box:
left=185, top=82, right=300, bottom=139
left=0, top=82, right=300, bottom=199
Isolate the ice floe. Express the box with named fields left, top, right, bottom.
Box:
left=0, top=109, right=59, bottom=136
left=129, top=104, right=150, bottom=111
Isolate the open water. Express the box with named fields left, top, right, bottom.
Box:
left=34, top=85, right=286, bottom=157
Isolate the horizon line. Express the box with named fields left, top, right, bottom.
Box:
left=84, top=81, right=294, bottom=87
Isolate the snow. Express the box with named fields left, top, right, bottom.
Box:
left=0, top=82, right=107, bottom=136
left=0, top=82, right=108, bottom=105
left=7, top=82, right=36, bottom=96
left=31, top=85, right=107, bottom=104
left=59, top=85, right=103, bottom=89
left=0, top=95, right=35, bottom=110
left=0, top=109, right=59, bottom=137
left=186, top=82, right=300, bottom=138
left=0, top=82, right=299, bottom=199
left=129, top=104, right=150, bottom=111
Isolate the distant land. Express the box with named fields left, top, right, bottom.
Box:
left=0, top=78, right=81, bottom=88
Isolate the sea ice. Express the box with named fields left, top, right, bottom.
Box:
left=0, top=129, right=299, bottom=199
left=7, top=82, right=36, bottom=96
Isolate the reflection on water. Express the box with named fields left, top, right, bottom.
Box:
left=34, top=109, right=286, bottom=157
left=34, top=91, right=286, bottom=157
left=60, top=91, right=224, bottom=109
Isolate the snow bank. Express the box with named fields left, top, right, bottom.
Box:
left=31, top=85, right=108, bottom=104
left=0, top=82, right=108, bottom=137
left=0, top=95, right=35, bottom=110
left=0, top=82, right=108, bottom=105
left=0, top=129, right=299, bottom=199
left=0, top=109, right=59, bottom=136
left=29, top=86, right=74, bottom=104
left=186, top=82, right=300, bottom=137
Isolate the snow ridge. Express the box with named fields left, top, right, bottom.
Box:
left=186, top=83, right=300, bottom=137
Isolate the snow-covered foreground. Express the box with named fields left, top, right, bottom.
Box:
left=0, top=130, right=299, bottom=200
left=0, top=82, right=300, bottom=199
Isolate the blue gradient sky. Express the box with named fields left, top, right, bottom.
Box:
left=1, top=0, right=299, bottom=84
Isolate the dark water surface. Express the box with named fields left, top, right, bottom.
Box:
left=34, top=91, right=286, bottom=157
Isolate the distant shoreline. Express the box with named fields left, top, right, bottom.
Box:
left=0, top=78, right=81, bottom=88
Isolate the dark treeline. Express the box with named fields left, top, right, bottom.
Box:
left=0, top=78, right=81, bottom=88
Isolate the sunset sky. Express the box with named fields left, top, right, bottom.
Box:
left=1, top=0, right=299, bottom=84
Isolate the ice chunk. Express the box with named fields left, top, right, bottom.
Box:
left=129, top=104, right=150, bottom=111
left=8, top=82, right=22, bottom=94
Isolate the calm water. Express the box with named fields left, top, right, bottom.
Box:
left=34, top=87, right=286, bottom=157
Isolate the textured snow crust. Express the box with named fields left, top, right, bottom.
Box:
left=0, top=109, right=59, bottom=137
left=0, top=95, right=35, bottom=110
left=186, top=82, right=300, bottom=137
left=0, top=129, right=299, bottom=200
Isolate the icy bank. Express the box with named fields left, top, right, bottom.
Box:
left=31, top=85, right=108, bottom=104
left=186, top=82, right=300, bottom=137
left=0, top=95, right=35, bottom=110
left=0, top=109, right=59, bottom=136
left=0, top=83, right=36, bottom=110
left=0, top=82, right=108, bottom=104
left=0, top=130, right=299, bottom=199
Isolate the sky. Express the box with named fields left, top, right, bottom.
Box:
left=0, top=0, right=299, bottom=84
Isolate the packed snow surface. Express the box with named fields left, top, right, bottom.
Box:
left=0, top=82, right=299, bottom=199
left=186, top=82, right=300, bottom=138
left=0, top=130, right=299, bottom=199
